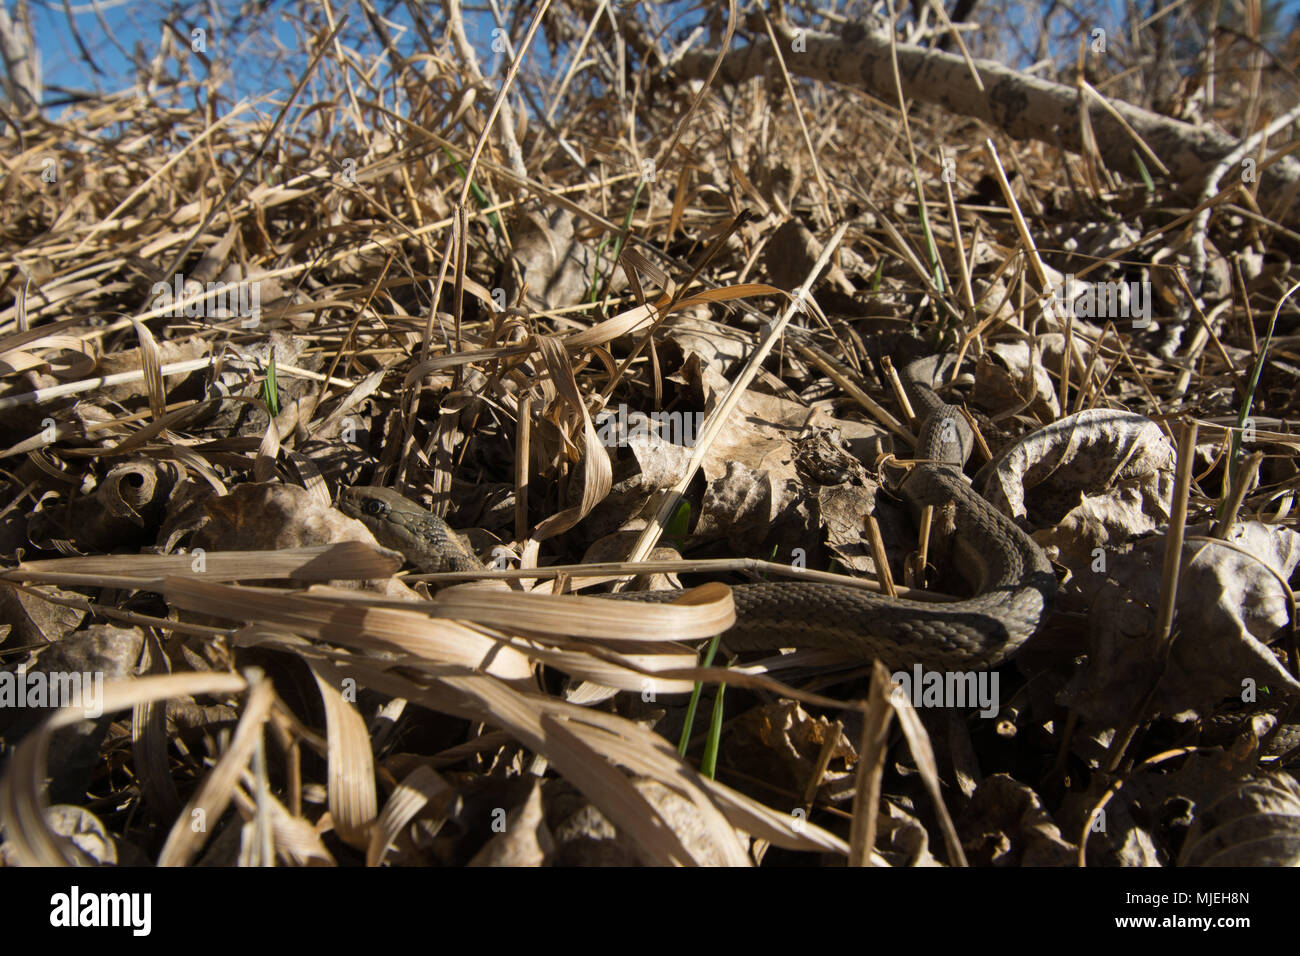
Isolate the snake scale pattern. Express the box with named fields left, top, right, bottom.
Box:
left=338, top=358, right=1057, bottom=671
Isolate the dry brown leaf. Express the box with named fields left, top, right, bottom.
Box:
left=1062, top=522, right=1300, bottom=724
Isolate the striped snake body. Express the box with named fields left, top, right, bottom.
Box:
left=339, top=357, right=1056, bottom=671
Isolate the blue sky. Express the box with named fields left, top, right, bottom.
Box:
left=30, top=0, right=559, bottom=106
left=22, top=0, right=1300, bottom=110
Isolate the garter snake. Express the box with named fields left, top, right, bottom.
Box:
left=338, top=358, right=1056, bottom=670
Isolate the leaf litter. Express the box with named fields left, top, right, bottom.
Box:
left=1, top=1, right=1299, bottom=867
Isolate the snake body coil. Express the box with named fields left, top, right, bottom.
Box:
left=339, top=357, right=1056, bottom=671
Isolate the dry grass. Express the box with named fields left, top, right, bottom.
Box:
left=1, top=0, right=1299, bottom=867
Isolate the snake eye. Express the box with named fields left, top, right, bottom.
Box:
left=362, top=498, right=386, bottom=516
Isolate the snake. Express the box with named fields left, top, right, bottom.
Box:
left=337, top=357, right=1057, bottom=671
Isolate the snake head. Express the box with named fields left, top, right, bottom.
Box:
left=337, top=485, right=394, bottom=522
left=337, top=485, right=485, bottom=574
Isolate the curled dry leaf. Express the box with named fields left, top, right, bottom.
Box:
left=98, top=459, right=181, bottom=527
left=960, top=773, right=1076, bottom=867
left=1178, top=773, right=1300, bottom=866
left=869, top=802, right=941, bottom=867
left=975, top=408, right=1176, bottom=572
left=974, top=341, right=1059, bottom=419
left=1061, top=522, right=1300, bottom=725
left=25, top=458, right=183, bottom=555
left=727, top=700, right=858, bottom=805
left=531, top=336, right=613, bottom=540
